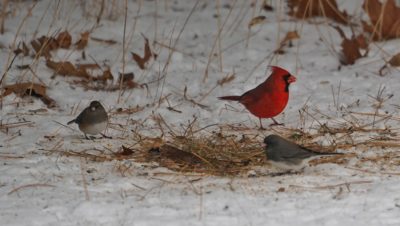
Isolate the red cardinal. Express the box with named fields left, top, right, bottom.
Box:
left=219, top=66, right=296, bottom=129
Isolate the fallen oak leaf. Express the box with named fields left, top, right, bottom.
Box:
left=76, top=63, right=101, bottom=70
left=248, top=16, right=267, bottom=29
left=362, top=0, right=400, bottom=40
left=74, top=74, right=143, bottom=92
left=16, top=64, right=30, bottom=70
left=46, top=60, right=90, bottom=78
left=217, top=73, right=235, bottom=86
left=93, top=68, right=114, bottom=83
left=118, top=72, right=134, bottom=83
left=90, top=37, right=118, bottom=45
left=30, top=35, right=59, bottom=59
left=333, top=25, right=369, bottom=65
left=379, top=53, right=400, bottom=76
left=13, top=42, right=30, bottom=56
left=389, top=53, right=400, bottom=66
left=280, top=31, right=300, bottom=46
left=38, top=36, right=59, bottom=50
left=75, top=31, right=90, bottom=50
left=341, top=34, right=369, bottom=65
left=262, top=0, right=273, bottom=11
left=0, top=83, right=56, bottom=107
left=30, top=39, right=50, bottom=58
left=56, top=31, right=72, bottom=49
left=29, top=35, right=60, bottom=59
left=131, top=34, right=153, bottom=69
left=274, top=30, right=300, bottom=54
left=113, top=145, right=135, bottom=159
left=287, top=0, right=349, bottom=24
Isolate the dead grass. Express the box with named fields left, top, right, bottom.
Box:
left=48, top=111, right=400, bottom=177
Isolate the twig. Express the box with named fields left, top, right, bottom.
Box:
left=289, top=180, right=373, bottom=190
left=8, top=183, right=56, bottom=195
left=117, top=0, right=129, bottom=104
left=346, top=167, right=400, bottom=176
left=0, top=54, right=17, bottom=86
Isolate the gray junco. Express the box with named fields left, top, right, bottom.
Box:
left=264, top=134, right=342, bottom=172
left=67, top=101, right=108, bottom=139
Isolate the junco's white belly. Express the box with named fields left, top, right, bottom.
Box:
left=79, top=121, right=107, bottom=135
left=267, top=159, right=307, bottom=172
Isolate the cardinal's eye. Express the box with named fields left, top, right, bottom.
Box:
left=283, top=74, right=291, bottom=82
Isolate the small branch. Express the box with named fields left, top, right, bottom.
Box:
left=8, top=183, right=55, bottom=195
left=289, top=180, right=373, bottom=190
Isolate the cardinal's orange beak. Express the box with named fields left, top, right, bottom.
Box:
left=288, top=75, right=296, bottom=83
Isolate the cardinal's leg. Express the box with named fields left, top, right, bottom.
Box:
left=270, top=117, right=284, bottom=126
left=258, top=118, right=265, bottom=130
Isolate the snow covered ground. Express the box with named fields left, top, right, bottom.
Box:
left=1, top=0, right=400, bottom=225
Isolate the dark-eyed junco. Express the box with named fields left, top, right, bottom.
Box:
left=67, top=101, right=108, bottom=139
left=264, top=134, right=342, bottom=172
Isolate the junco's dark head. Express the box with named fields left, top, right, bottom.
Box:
left=264, top=134, right=282, bottom=147
left=89, top=101, right=103, bottom=111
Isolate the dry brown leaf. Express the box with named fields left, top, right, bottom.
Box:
left=13, top=42, right=30, bottom=56
left=16, top=64, right=30, bottom=70
left=340, top=39, right=362, bottom=65
left=1, top=83, right=56, bottom=107
left=46, top=60, right=90, bottom=78
left=56, top=31, right=72, bottom=49
left=94, top=68, right=114, bottom=83
left=217, top=73, right=235, bottom=86
left=90, top=37, right=117, bottom=45
left=76, top=63, right=101, bottom=70
left=388, top=53, right=400, bottom=66
left=262, top=0, right=274, bottom=11
left=287, top=0, right=349, bottom=24
left=76, top=77, right=142, bottom=91
left=274, top=30, right=300, bottom=54
left=379, top=52, right=400, bottom=76
left=30, top=39, right=49, bottom=58
left=363, top=0, right=400, bottom=40
left=38, top=36, right=59, bottom=50
left=75, top=31, right=90, bottom=50
left=355, top=34, right=368, bottom=49
left=30, top=36, right=59, bottom=59
left=248, top=16, right=267, bottom=28
left=77, top=70, right=140, bottom=91
left=333, top=26, right=369, bottom=65
left=280, top=31, right=300, bottom=46
left=102, top=69, right=114, bottom=81
left=131, top=35, right=153, bottom=70
left=113, top=145, right=135, bottom=159
left=118, top=72, right=135, bottom=83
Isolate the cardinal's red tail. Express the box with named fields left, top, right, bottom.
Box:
left=218, top=95, right=241, bottom=101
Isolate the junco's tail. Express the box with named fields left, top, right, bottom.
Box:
left=67, top=119, right=76, bottom=125
left=315, top=152, right=344, bottom=156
